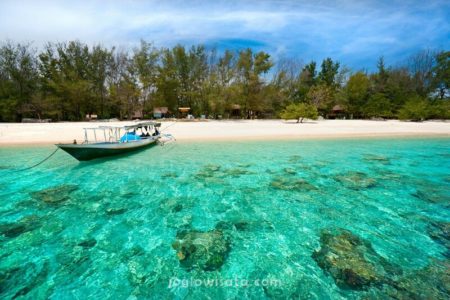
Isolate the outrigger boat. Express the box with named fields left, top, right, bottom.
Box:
left=57, top=122, right=164, bottom=161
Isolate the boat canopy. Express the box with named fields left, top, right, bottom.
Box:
left=124, top=121, right=161, bottom=130
left=82, top=122, right=161, bottom=144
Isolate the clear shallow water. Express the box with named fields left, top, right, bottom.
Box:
left=0, top=138, right=449, bottom=299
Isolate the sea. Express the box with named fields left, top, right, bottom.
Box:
left=0, top=138, right=449, bottom=299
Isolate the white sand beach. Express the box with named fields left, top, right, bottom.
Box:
left=0, top=120, right=449, bottom=146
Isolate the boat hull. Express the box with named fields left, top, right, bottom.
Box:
left=56, top=138, right=159, bottom=161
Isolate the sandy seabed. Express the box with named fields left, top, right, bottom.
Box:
left=0, top=119, right=449, bottom=145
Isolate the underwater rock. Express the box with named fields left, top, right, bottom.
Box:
left=428, top=221, right=450, bottom=258
left=283, top=168, right=297, bottom=175
left=270, top=177, right=317, bottom=192
left=376, top=260, right=450, bottom=300
left=215, top=220, right=249, bottom=232
left=204, top=164, right=221, bottom=172
left=314, top=160, right=330, bottom=167
left=0, top=215, right=41, bottom=238
left=30, top=184, right=78, bottom=204
left=195, top=164, right=252, bottom=179
left=363, top=154, right=390, bottom=164
left=120, top=191, right=138, bottom=199
left=161, top=172, right=178, bottom=179
left=126, top=250, right=149, bottom=285
left=172, top=229, right=231, bottom=271
left=160, top=197, right=195, bottom=214
left=334, top=171, right=376, bottom=190
left=122, top=245, right=146, bottom=261
left=223, top=168, right=252, bottom=177
left=288, top=155, right=302, bottom=163
left=172, top=204, right=183, bottom=213
left=374, top=170, right=402, bottom=182
left=0, top=261, right=49, bottom=298
left=215, top=219, right=274, bottom=233
left=236, top=163, right=252, bottom=168
left=55, top=248, right=91, bottom=278
left=413, top=188, right=450, bottom=205
left=195, top=164, right=221, bottom=179
left=105, top=207, right=128, bottom=216
left=312, top=228, right=401, bottom=290
left=78, top=238, right=97, bottom=249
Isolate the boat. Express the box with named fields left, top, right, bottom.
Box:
left=56, top=122, right=163, bottom=161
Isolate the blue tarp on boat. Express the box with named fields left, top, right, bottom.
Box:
left=120, top=133, right=141, bottom=143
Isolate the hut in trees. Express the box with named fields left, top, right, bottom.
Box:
left=178, top=107, right=191, bottom=118
left=153, top=107, right=169, bottom=119
left=230, top=104, right=241, bottom=118
left=85, top=114, right=98, bottom=121
left=328, top=105, right=346, bottom=119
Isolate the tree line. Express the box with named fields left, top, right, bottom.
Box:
left=0, top=40, right=448, bottom=122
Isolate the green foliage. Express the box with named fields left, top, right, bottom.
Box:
left=306, top=84, right=334, bottom=113
left=432, top=51, right=449, bottom=100
left=428, top=99, right=450, bottom=119
left=398, top=96, right=430, bottom=121
left=0, top=42, right=38, bottom=121
left=318, top=58, right=340, bottom=87
left=0, top=40, right=449, bottom=122
left=280, top=103, right=318, bottom=123
left=345, top=72, right=370, bottom=117
left=363, top=93, right=393, bottom=118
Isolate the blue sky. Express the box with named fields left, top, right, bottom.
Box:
left=0, top=0, right=449, bottom=71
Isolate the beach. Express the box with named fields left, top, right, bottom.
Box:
left=0, top=120, right=449, bottom=145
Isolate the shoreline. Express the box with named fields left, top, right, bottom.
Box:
left=0, top=120, right=449, bottom=146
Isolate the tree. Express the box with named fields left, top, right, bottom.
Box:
left=384, top=67, right=416, bottom=112
left=133, top=40, right=160, bottom=117
left=0, top=40, right=449, bottom=122
left=432, top=51, right=449, bottom=100
left=306, top=84, right=334, bottom=114
left=374, top=56, right=388, bottom=92
left=280, top=102, right=318, bottom=123
left=363, top=93, right=393, bottom=118
left=318, top=58, right=340, bottom=87
left=89, top=45, right=113, bottom=117
left=236, top=48, right=273, bottom=118
left=407, top=49, right=436, bottom=97
left=398, top=96, right=430, bottom=121
left=0, top=42, right=39, bottom=121
left=291, top=61, right=316, bottom=102
left=345, top=72, right=370, bottom=117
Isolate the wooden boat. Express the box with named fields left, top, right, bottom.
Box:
left=57, top=122, right=162, bottom=161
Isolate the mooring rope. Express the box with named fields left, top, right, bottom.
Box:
left=160, top=121, right=177, bottom=132
left=8, top=122, right=176, bottom=172
left=13, top=148, right=60, bottom=172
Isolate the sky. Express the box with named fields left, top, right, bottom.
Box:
left=0, top=0, right=449, bottom=71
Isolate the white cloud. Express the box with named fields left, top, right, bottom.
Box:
left=0, top=0, right=448, bottom=69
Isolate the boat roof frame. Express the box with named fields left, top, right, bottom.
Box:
left=83, top=121, right=161, bottom=131
left=81, top=122, right=161, bottom=144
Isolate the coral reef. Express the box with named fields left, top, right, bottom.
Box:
left=30, top=184, right=78, bottom=204
left=270, top=176, right=317, bottom=191
left=334, top=171, right=376, bottom=189
left=0, top=215, right=41, bottom=238
left=428, top=221, right=450, bottom=258
left=172, top=229, right=231, bottom=271
left=312, top=228, right=401, bottom=290
left=0, top=261, right=49, bottom=299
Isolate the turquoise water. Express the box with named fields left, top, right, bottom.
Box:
left=0, top=138, right=449, bottom=299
